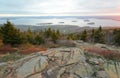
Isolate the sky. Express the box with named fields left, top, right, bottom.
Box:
left=0, top=0, right=120, bottom=16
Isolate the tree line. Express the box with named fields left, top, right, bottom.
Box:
left=67, top=26, right=120, bottom=46
left=0, top=21, right=61, bottom=46
left=0, top=21, right=120, bottom=46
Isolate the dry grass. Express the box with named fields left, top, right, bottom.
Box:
left=0, top=43, right=48, bottom=55
left=19, top=44, right=47, bottom=54
left=0, top=45, right=18, bottom=54
left=84, top=46, right=120, bottom=60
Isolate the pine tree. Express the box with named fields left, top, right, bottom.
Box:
left=26, top=27, right=34, bottom=44
left=34, top=35, right=45, bottom=45
left=91, top=29, right=95, bottom=42
left=67, top=33, right=77, bottom=40
left=94, top=26, right=105, bottom=43
left=114, top=30, right=120, bottom=45
left=45, top=28, right=52, bottom=38
left=0, top=21, right=22, bottom=45
left=51, top=30, right=59, bottom=43
left=81, top=30, right=88, bottom=42
left=99, top=26, right=102, bottom=32
left=56, top=29, right=60, bottom=36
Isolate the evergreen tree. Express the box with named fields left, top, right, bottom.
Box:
left=81, top=30, right=87, bottom=42
left=67, top=33, right=77, bottom=40
left=45, top=28, right=52, bottom=38
left=51, top=30, right=59, bottom=43
left=99, top=26, right=102, bottom=32
left=56, top=29, right=60, bottom=36
left=26, top=27, right=34, bottom=44
left=91, top=29, right=95, bottom=42
left=114, top=30, right=120, bottom=45
left=0, top=21, right=22, bottom=45
left=94, top=26, right=105, bottom=43
left=113, top=29, right=117, bottom=34
left=76, top=34, right=81, bottom=40
left=34, top=35, right=45, bottom=45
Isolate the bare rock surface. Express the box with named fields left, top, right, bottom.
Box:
left=0, top=41, right=120, bottom=78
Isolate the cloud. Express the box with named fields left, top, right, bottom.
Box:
left=0, top=0, right=120, bottom=15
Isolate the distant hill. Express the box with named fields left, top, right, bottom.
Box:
left=14, top=25, right=98, bottom=34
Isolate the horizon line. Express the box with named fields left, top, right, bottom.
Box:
left=0, top=13, right=120, bottom=17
